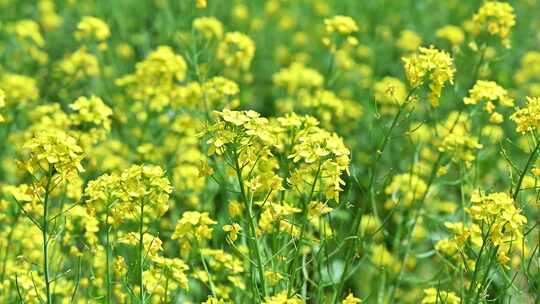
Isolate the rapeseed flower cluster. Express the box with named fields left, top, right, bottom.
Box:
left=472, top=1, right=516, bottom=48
left=436, top=25, right=465, bottom=46
left=323, top=15, right=359, bottom=52
left=403, top=46, right=455, bottom=106
left=464, top=80, right=513, bottom=124
left=21, top=130, right=84, bottom=180
left=510, top=97, right=540, bottom=134
left=466, top=191, right=527, bottom=264
left=193, top=17, right=224, bottom=40
left=217, top=32, right=256, bottom=71
left=373, top=77, right=408, bottom=112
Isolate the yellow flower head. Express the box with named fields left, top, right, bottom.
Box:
left=195, top=0, right=207, bottom=9
left=38, top=0, right=63, bottom=31
left=116, top=45, right=187, bottom=110
left=402, top=46, right=455, bottom=107
left=510, top=97, right=540, bottom=134
left=152, top=256, right=190, bottom=289
left=472, top=1, right=515, bottom=48
left=342, top=293, right=362, bottom=304
left=202, top=76, right=240, bottom=109
left=58, top=47, right=100, bottom=79
left=69, top=95, right=113, bottom=131
left=22, top=130, right=85, bottom=180
left=84, top=172, right=120, bottom=218
left=323, top=15, right=359, bottom=51
left=373, top=77, right=407, bottom=106
left=324, top=15, right=359, bottom=35
left=466, top=191, right=527, bottom=265
left=396, top=30, right=422, bottom=52
left=263, top=291, right=304, bottom=304
left=421, top=288, right=461, bottom=304
left=515, top=52, right=540, bottom=96
left=217, top=32, right=256, bottom=70
left=371, top=244, right=400, bottom=273
left=273, top=63, right=324, bottom=94
left=223, top=223, right=242, bottom=242
left=464, top=80, right=513, bottom=107
left=463, top=80, right=513, bottom=124
left=75, top=16, right=111, bottom=42
left=172, top=212, right=216, bottom=241
left=1, top=73, right=39, bottom=105
left=437, top=113, right=483, bottom=167
left=119, top=232, right=163, bottom=258
left=384, top=173, right=427, bottom=207
left=436, top=25, right=465, bottom=46
left=193, top=17, right=223, bottom=40
left=8, top=19, right=45, bottom=47
left=117, top=165, right=172, bottom=215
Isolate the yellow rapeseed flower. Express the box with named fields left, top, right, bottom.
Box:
left=1, top=73, right=39, bottom=105
left=75, top=16, right=111, bottom=42
left=510, top=97, right=540, bottom=134
left=402, top=46, right=455, bottom=107
left=22, top=129, right=85, bottom=180
left=472, top=1, right=516, bottom=48
left=436, top=25, right=465, bottom=46
left=217, top=32, right=256, bottom=71
left=421, top=288, right=461, bottom=304
left=193, top=17, right=223, bottom=39
left=223, top=223, right=242, bottom=241
left=342, top=293, right=362, bottom=304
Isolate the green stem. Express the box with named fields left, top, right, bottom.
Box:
left=138, top=201, right=145, bottom=304
left=386, top=44, right=489, bottom=302
left=200, top=250, right=216, bottom=296
left=105, top=209, right=112, bottom=304
left=473, top=246, right=498, bottom=303
left=233, top=147, right=267, bottom=299
left=43, top=167, right=53, bottom=304
left=164, top=275, right=169, bottom=304
left=288, top=162, right=322, bottom=296
left=333, top=94, right=413, bottom=303
left=513, top=140, right=540, bottom=200
left=467, top=222, right=492, bottom=300
left=387, top=145, right=445, bottom=302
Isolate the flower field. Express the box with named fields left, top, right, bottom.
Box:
left=1, top=0, right=540, bottom=303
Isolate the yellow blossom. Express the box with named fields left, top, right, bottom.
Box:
left=396, top=30, right=422, bottom=52
left=195, top=0, right=207, bottom=9
left=436, top=25, right=465, bottom=46
left=273, top=63, right=324, bottom=94
left=217, top=32, right=256, bottom=71
left=223, top=223, right=242, bottom=242
left=342, top=293, right=362, bottom=304
left=421, top=288, right=461, bottom=304
left=323, top=15, right=359, bottom=51
left=464, top=80, right=513, bottom=108
left=75, top=16, right=111, bottom=42
left=324, top=15, right=358, bottom=35
left=510, top=97, right=540, bottom=134
left=1, top=73, right=39, bottom=105
left=402, top=46, right=455, bottom=106
left=373, top=77, right=407, bottom=106
left=472, top=1, right=516, bottom=48
left=193, top=17, right=223, bottom=39
left=58, top=47, right=100, bottom=80
left=22, top=129, right=85, bottom=180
